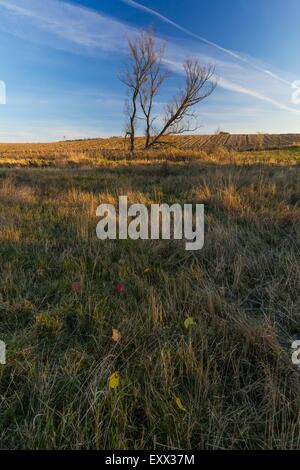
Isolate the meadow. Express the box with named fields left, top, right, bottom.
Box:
left=0, top=138, right=299, bottom=449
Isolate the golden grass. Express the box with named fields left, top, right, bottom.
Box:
left=0, top=142, right=299, bottom=449
left=0, top=138, right=300, bottom=168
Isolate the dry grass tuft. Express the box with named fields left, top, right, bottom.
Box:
left=0, top=141, right=299, bottom=449
left=0, top=178, right=35, bottom=205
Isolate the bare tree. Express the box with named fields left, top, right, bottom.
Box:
left=138, top=36, right=168, bottom=148
left=146, top=59, right=217, bottom=148
left=121, top=28, right=166, bottom=154
left=121, top=29, right=217, bottom=153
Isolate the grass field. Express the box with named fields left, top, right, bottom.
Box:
left=1, top=136, right=300, bottom=168
left=0, top=140, right=299, bottom=449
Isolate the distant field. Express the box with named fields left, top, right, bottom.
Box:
left=1, top=133, right=300, bottom=154
left=61, top=133, right=300, bottom=151
left=0, top=134, right=300, bottom=168
left=177, top=133, right=300, bottom=151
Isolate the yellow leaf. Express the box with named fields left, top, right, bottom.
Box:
left=144, top=267, right=150, bottom=273
left=175, top=397, right=187, bottom=412
left=184, top=317, right=195, bottom=329
left=109, top=372, right=120, bottom=390
left=112, top=328, right=122, bottom=343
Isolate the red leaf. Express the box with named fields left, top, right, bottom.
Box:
left=116, top=282, right=125, bottom=295
left=72, top=281, right=82, bottom=293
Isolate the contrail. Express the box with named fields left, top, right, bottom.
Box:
left=219, top=77, right=300, bottom=115
left=164, top=57, right=300, bottom=115
left=122, top=0, right=291, bottom=86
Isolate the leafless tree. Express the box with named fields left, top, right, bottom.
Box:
left=121, top=28, right=166, bottom=154
left=121, top=29, right=217, bottom=153
left=138, top=36, right=168, bottom=148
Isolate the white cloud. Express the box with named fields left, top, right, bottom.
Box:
left=0, top=0, right=299, bottom=139
left=218, top=77, right=300, bottom=115
left=122, top=0, right=293, bottom=86
left=121, top=0, right=300, bottom=114
left=122, top=0, right=247, bottom=61
left=0, top=0, right=134, bottom=53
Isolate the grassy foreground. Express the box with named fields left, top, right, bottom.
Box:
left=0, top=146, right=299, bottom=449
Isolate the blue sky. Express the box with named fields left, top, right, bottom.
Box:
left=0, top=0, right=299, bottom=142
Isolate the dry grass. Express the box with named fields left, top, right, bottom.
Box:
left=0, top=137, right=300, bottom=168
left=0, top=141, right=299, bottom=449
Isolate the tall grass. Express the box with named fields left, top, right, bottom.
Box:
left=0, top=146, right=299, bottom=449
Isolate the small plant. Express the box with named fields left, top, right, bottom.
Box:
left=34, top=313, right=63, bottom=338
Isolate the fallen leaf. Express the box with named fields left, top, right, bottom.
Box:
left=116, top=282, right=125, bottom=295
left=72, top=281, right=82, bottom=293
left=109, top=372, right=120, bottom=390
left=112, top=328, right=122, bottom=343
left=144, top=267, right=150, bottom=273
left=175, top=396, right=187, bottom=412
left=184, top=317, right=195, bottom=329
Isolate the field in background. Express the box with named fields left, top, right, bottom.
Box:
left=0, top=142, right=299, bottom=449
left=59, top=133, right=300, bottom=151
left=0, top=134, right=300, bottom=168
left=177, top=133, right=300, bottom=150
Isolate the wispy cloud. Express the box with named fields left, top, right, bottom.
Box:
left=218, top=77, right=300, bottom=114
left=122, top=0, right=244, bottom=61
left=164, top=43, right=300, bottom=115
left=0, top=0, right=134, bottom=53
left=0, top=0, right=299, bottom=122
left=122, top=0, right=292, bottom=87
left=139, top=1, right=300, bottom=115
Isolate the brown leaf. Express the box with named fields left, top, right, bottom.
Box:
left=112, top=328, right=122, bottom=343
